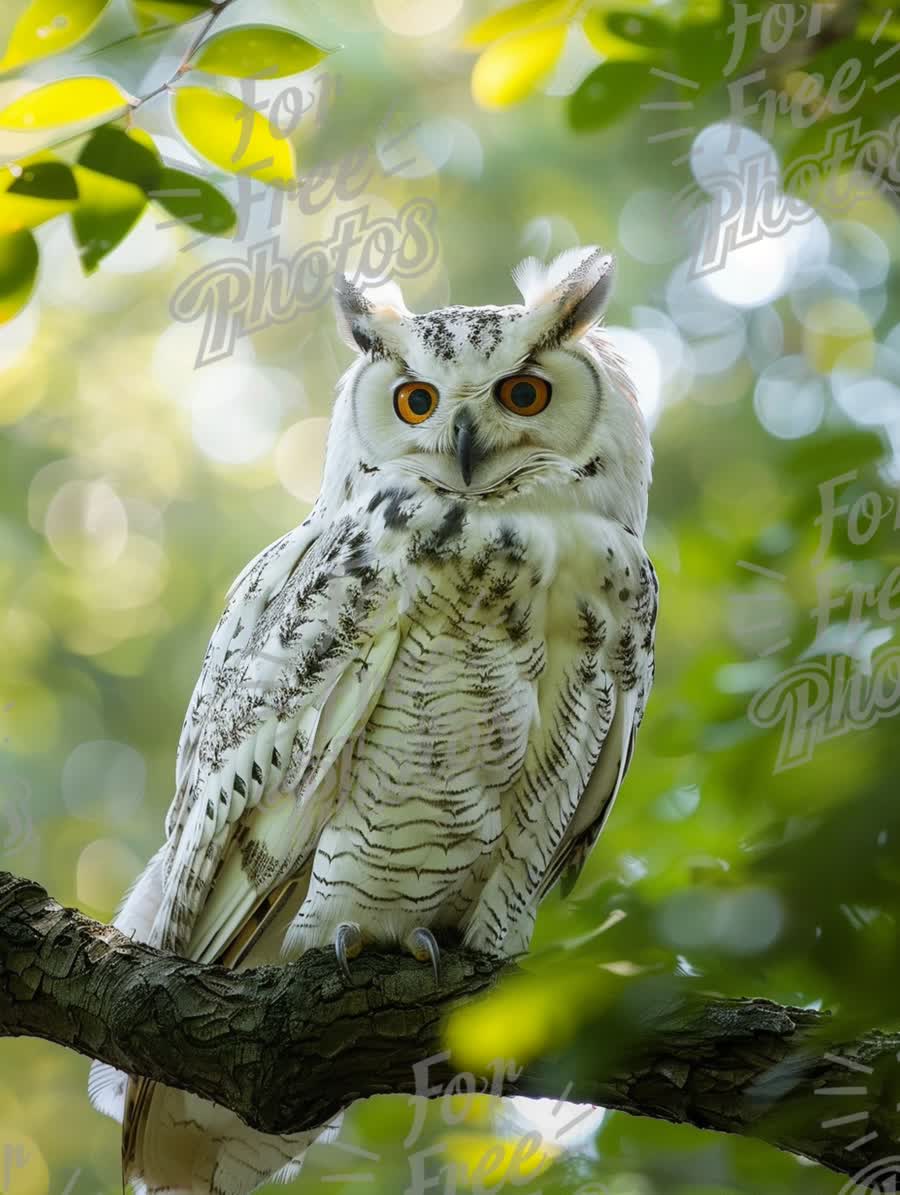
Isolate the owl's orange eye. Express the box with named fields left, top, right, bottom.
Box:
left=394, top=381, right=439, bottom=425
left=495, top=374, right=552, bottom=416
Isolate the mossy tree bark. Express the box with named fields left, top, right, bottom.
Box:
left=1, top=870, right=897, bottom=1189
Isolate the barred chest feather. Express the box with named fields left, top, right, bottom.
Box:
left=286, top=469, right=654, bottom=954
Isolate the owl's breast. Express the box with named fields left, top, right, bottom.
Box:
left=358, top=522, right=543, bottom=819
left=290, top=503, right=545, bottom=941
left=290, top=492, right=648, bottom=948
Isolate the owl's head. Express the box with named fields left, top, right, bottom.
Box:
left=326, top=246, right=652, bottom=533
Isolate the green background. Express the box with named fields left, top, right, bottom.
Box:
left=0, top=0, right=898, bottom=1192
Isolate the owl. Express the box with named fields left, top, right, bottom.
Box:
left=88, top=245, right=657, bottom=1194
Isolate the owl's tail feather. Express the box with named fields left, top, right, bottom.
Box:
left=121, top=1077, right=323, bottom=1195
left=87, top=847, right=167, bottom=1134
left=88, top=1059, right=128, bottom=1122
left=92, top=836, right=327, bottom=1195
left=113, top=871, right=323, bottom=1195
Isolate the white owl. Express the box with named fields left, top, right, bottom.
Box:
left=89, top=245, right=657, bottom=1194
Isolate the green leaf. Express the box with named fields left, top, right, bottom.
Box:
left=171, top=85, right=295, bottom=186
left=0, top=76, right=129, bottom=130
left=583, top=8, right=669, bottom=59
left=148, top=166, right=236, bottom=236
left=604, top=11, right=673, bottom=48
left=76, top=130, right=237, bottom=241
left=798, top=36, right=897, bottom=98
left=463, top=0, right=576, bottom=48
left=683, top=0, right=722, bottom=18
left=130, top=0, right=211, bottom=32
left=192, top=24, right=333, bottom=79
left=7, top=159, right=77, bottom=199
left=858, top=10, right=900, bottom=41
left=0, top=158, right=78, bottom=232
left=568, top=61, right=656, bottom=130
left=671, top=18, right=735, bottom=88
left=0, top=0, right=111, bottom=71
left=77, top=125, right=161, bottom=191
left=471, top=25, right=567, bottom=108
left=71, top=164, right=145, bottom=273
left=0, top=228, right=38, bottom=321
left=780, top=62, right=888, bottom=207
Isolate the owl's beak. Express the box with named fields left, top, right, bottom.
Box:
left=453, top=408, right=483, bottom=486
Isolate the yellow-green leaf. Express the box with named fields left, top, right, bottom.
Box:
left=0, top=0, right=111, bottom=71
left=0, top=228, right=38, bottom=321
left=71, top=163, right=145, bottom=272
left=0, top=76, right=129, bottom=130
left=172, top=85, right=295, bottom=187
left=471, top=25, right=567, bottom=108
left=192, top=24, right=333, bottom=79
left=78, top=125, right=161, bottom=191
left=463, top=0, right=575, bottom=49
left=148, top=166, right=236, bottom=236
left=0, top=158, right=77, bottom=232
left=130, top=0, right=210, bottom=31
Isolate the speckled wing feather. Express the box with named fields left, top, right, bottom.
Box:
left=163, top=516, right=322, bottom=879
left=461, top=535, right=658, bottom=957
left=122, top=511, right=403, bottom=1187
left=151, top=513, right=400, bottom=955
left=539, top=556, right=657, bottom=902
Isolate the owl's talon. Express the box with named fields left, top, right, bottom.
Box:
left=335, top=921, right=363, bottom=983
left=406, top=927, right=441, bottom=984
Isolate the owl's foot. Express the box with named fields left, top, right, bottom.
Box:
left=334, top=921, right=363, bottom=983
left=405, top=927, right=441, bottom=984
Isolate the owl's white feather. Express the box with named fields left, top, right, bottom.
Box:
left=512, top=244, right=601, bottom=306
left=93, top=245, right=657, bottom=1195
left=358, top=277, right=411, bottom=314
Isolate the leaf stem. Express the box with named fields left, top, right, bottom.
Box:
left=131, top=0, right=242, bottom=112
left=0, top=0, right=242, bottom=165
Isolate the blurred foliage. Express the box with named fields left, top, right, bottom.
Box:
left=0, top=0, right=898, bottom=1193
left=0, top=0, right=333, bottom=305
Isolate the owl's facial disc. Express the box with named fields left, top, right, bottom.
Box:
left=346, top=350, right=603, bottom=499
left=335, top=247, right=634, bottom=499
left=382, top=369, right=567, bottom=493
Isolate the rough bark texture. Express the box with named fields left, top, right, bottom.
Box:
left=1, top=870, right=898, bottom=1189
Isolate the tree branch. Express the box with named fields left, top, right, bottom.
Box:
left=1, top=870, right=898, bottom=1188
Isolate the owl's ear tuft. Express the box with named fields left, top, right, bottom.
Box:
left=514, top=246, right=615, bottom=349
left=334, top=275, right=373, bottom=353
left=334, top=275, right=410, bottom=359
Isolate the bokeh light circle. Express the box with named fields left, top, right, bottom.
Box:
left=62, top=740, right=147, bottom=822
left=275, top=417, right=331, bottom=503
left=753, top=355, right=826, bottom=438
left=188, top=363, right=283, bottom=464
